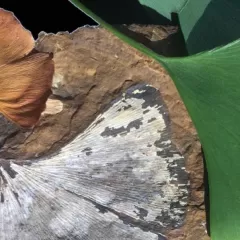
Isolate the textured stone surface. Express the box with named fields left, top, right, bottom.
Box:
left=0, top=26, right=209, bottom=239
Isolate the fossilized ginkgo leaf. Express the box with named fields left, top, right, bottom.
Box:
left=0, top=84, right=188, bottom=240
left=0, top=8, right=54, bottom=127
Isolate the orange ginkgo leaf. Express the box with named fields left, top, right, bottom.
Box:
left=0, top=8, right=54, bottom=127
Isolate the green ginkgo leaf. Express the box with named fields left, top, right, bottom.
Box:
left=162, top=41, right=240, bottom=240
left=69, top=1, right=240, bottom=239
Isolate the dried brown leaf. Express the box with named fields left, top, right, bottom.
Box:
left=0, top=8, right=54, bottom=127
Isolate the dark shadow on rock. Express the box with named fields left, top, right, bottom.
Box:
left=0, top=115, right=19, bottom=150
left=115, top=23, right=188, bottom=57
left=202, top=147, right=210, bottom=236
left=113, top=11, right=188, bottom=57
left=186, top=0, right=240, bottom=54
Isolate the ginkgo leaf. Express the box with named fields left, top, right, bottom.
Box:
left=0, top=52, right=54, bottom=127
left=0, top=8, right=34, bottom=64
left=0, top=84, right=188, bottom=240
left=0, top=8, right=54, bottom=128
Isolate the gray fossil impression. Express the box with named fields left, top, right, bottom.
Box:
left=0, top=84, right=188, bottom=240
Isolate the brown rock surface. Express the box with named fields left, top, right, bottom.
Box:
left=0, top=26, right=209, bottom=239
